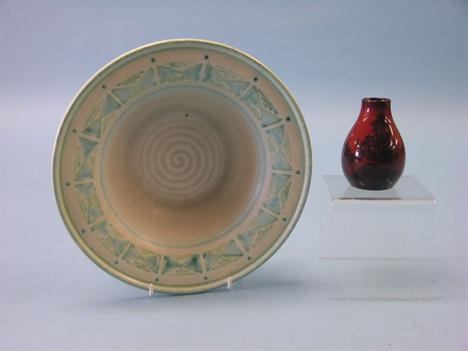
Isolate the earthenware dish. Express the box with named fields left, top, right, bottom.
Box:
left=53, top=39, right=311, bottom=293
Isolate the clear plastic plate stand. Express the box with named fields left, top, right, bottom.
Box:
left=319, top=175, right=441, bottom=300
left=148, top=276, right=234, bottom=296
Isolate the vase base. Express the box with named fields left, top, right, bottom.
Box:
left=347, top=182, right=396, bottom=191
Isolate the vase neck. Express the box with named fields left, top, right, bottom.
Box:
left=360, top=97, right=392, bottom=118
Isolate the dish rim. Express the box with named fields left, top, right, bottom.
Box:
left=52, top=38, right=312, bottom=294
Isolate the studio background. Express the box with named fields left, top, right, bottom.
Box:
left=1, top=1, right=467, bottom=350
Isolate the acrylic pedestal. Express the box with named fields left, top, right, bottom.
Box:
left=319, top=175, right=440, bottom=299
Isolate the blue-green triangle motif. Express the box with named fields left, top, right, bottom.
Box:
left=258, top=89, right=276, bottom=111
left=271, top=174, right=290, bottom=193
left=163, top=256, right=180, bottom=273
left=267, top=125, right=285, bottom=144
left=123, top=245, right=140, bottom=261
left=158, top=64, right=202, bottom=83
left=264, top=175, right=291, bottom=215
left=264, top=197, right=282, bottom=214
left=255, top=210, right=277, bottom=228
left=182, top=64, right=202, bottom=81
left=204, top=64, right=223, bottom=81
left=242, top=87, right=260, bottom=108
left=75, top=161, right=93, bottom=181
left=83, top=119, right=101, bottom=139
left=226, top=80, right=250, bottom=96
left=109, top=237, right=128, bottom=256
left=185, top=254, right=202, bottom=273
left=141, top=257, right=160, bottom=272
left=237, top=211, right=277, bottom=251
left=260, top=109, right=281, bottom=127
left=93, top=220, right=108, bottom=234
left=272, top=152, right=292, bottom=171
left=138, top=68, right=155, bottom=89
left=87, top=197, right=103, bottom=223
left=163, top=254, right=202, bottom=275
left=134, top=251, right=161, bottom=273
left=92, top=220, right=127, bottom=256
left=204, top=240, right=243, bottom=270
left=242, top=86, right=280, bottom=126
left=223, top=240, right=243, bottom=256
left=75, top=183, right=93, bottom=197
left=204, top=64, right=249, bottom=96
left=158, top=66, right=178, bottom=82
left=100, top=95, right=121, bottom=118
left=79, top=137, right=97, bottom=158
left=237, top=231, right=255, bottom=251
left=267, top=126, right=291, bottom=170
left=112, top=86, right=133, bottom=103
left=118, top=71, right=143, bottom=86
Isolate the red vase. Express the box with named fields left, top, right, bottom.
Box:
left=342, top=97, right=405, bottom=190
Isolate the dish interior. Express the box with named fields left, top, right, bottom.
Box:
left=102, top=86, right=263, bottom=246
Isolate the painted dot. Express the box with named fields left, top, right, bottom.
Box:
left=72, top=128, right=77, bottom=133
left=102, top=84, right=106, bottom=89
left=185, top=113, right=189, bottom=117
left=286, top=116, right=291, bottom=122
left=151, top=57, right=156, bottom=63
left=204, top=55, right=209, bottom=60
left=296, top=170, right=301, bottom=175
left=253, top=77, right=258, bottom=82
left=155, top=278, right=159, bottom=282
left=282, top=218, right=287, bottom=222
left=247, top=256, right=252, bottom=260
left=65, top=182, right=71, bottom=186
left=204, top=276, right=208, bottom=280
left=81, top=229, right=86, bottom=234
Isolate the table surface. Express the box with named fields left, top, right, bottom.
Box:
left=1, top=2, right=466, bottom=350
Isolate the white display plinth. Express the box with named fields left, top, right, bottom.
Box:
left=319, top=175, right=441, bottom=299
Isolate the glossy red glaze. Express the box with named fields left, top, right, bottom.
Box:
left=342, top=98, right=405, bottom=190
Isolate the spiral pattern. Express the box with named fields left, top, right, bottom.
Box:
left=131, top=115, right=227, bottom=204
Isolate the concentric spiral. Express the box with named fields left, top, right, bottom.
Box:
left=131, top=114, right=227, bottom=204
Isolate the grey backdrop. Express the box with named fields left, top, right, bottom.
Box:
left=1, top=1, right=467, bottom=350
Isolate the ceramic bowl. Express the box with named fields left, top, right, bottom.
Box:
left=53, top=39, right=311, bottom=293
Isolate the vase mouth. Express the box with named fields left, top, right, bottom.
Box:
left=362, top=97, right=391, bottom=104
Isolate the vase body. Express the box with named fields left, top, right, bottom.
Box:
left=342, top=98, right=405, bottom=190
